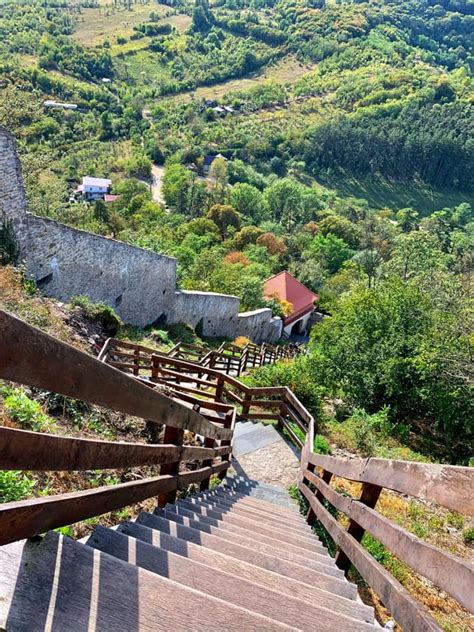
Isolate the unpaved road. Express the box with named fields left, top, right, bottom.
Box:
left=151, top=164, right=165, bottom=205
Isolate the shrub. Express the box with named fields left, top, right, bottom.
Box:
left=0, top=217, right=20, bottom=266
left=234, top=336, right=251, bottom=347
left=246, top=357, right=323, bottom=419
left=314, top=434, right=331, bottom=454
left=0, top=470, right=35, bottom=503
left=3, top=387, right=53, bottom=432
left=462, top=527, right=474, bottom=545
left=71, top=295, right=122, bottom=335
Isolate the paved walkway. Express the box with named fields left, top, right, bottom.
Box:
left=231, top=421, right=301, bottom=489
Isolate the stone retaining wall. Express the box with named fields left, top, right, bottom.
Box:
left=0, top=126, right=282, bottom=342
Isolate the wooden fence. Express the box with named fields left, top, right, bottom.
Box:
left=0, top=310, right=233, bottom=546
left=1, top=311, right=472, bottom=631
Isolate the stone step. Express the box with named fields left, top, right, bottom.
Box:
left=136, top=512, right=356, bottom=597
left=4, top=532, right=293, bottom=631
left=153, top=508, right=336, bottom=570
left=116, top=520, right=371, bottom=621
left=87, top=526, right=375, bottom=629
left=172, top=499, right=322, bottom=549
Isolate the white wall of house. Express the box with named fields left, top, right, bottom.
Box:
left=283, top=311, right=312, bottom=337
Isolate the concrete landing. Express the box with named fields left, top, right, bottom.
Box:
left=232, top=422, right=301, bottom=489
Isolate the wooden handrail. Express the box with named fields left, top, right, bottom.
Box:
left=0, top=311, right=229, bottom=442
left=0, top=427, right=231, bottom=471
left=0, top=462, right=229, bottom=546
left=307, top=453, right=474, bottom=516
left=303, top=468, right=473, bottom=611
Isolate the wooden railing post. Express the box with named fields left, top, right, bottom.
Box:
left=215, top=374, right=225, bottom=402
left=200, top=437, right=215, bottom=491
left=157, top=425, right=184, bottom=507
left=218, top=409, right=234, bottom=481
left=133, top=348, right=140, bottom=376
left=241, top=392, right=252, bottom=419
left=335, top=482, right=382, bottom=573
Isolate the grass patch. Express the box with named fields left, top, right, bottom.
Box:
left=317, top=171, right=474, bottom=216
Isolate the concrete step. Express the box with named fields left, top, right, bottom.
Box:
left=232, top=424, right=282, bottom=457
left=234, top=421, right=262, bottom=436
left=87, top=526, right=375, bottom=629
left=136, top=512, right=356, bottom=597
left=170, top=500, right=323, bottom=551
left=4, top=532, right=293, bottom=631
left=153, top=508, right=336, bottom=570
left=117, top=520, right=371, bottom=621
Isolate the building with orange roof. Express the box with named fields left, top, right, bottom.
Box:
left=264, top=271, right=319, bottom=337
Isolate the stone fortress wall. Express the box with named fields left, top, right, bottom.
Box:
left=0, top=127, right=282, bottom=342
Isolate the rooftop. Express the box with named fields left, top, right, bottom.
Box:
left=82, top=176, right=111, bottom=188
left=264, top=271, right=318, bottom=325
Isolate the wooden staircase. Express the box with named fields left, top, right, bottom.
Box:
left=3, top=477, right=377, bottom=631
left=1, top=310, right=473, bottom=631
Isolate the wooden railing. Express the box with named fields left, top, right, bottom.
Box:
left=2, top=311, right=472, bottom=631
left=98, top=339, right=309, bottom=446
left=101, top=338, right=474, bottom=631
left=0, top=310, right=233, bottom=546
left=300, top=427, right=474, bottom=631
left=99, top=337, right=298, bottom=379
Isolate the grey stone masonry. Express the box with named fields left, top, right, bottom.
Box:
left=0, top=126, right=283, bottom=340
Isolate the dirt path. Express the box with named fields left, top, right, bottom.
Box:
left=150, top=164, right=165, bottom=205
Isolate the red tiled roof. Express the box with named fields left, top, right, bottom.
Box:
left=264, top=271, right=319, bottom=326
left=104, top=194, right=120, bottom=203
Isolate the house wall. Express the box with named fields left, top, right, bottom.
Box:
left=0, top=126, right=283, bottom=341
left=283, top=311, right=312, bottom=337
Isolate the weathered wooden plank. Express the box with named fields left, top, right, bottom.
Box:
left=0, top=462, right=229, bottom=545
left=89, top=527, right=375, bottom=630
left=0, top=426, right=228, bottom=471
left=0, top=310, right=230, bottom=441
left=114, top=520, right=370, bottom=620
left=299, top=483, right=442, bottom=632
left=307, top=453, right=474, bottom=516
left=5, top=532, right=292, bottom=631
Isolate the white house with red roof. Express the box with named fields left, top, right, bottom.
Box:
left=264, top=271, right=319, bottom=337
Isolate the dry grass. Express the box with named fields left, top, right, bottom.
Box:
left=0, top=267, right=85, bottom=349
left=162, top=55, right=314, bottom=103
left=72, top=2, right=170, bottom=46
left=327, top=475, right=474, bottom=630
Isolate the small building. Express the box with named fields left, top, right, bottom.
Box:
left=264, top=271, right=319, bottom=338
left=82, top=176, right=112, bottom=200
left=73, top=177, right=112, bottom=201
left=203, top=153, right=228, bottom=174
left=44, top=100, right=78, bottom=110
